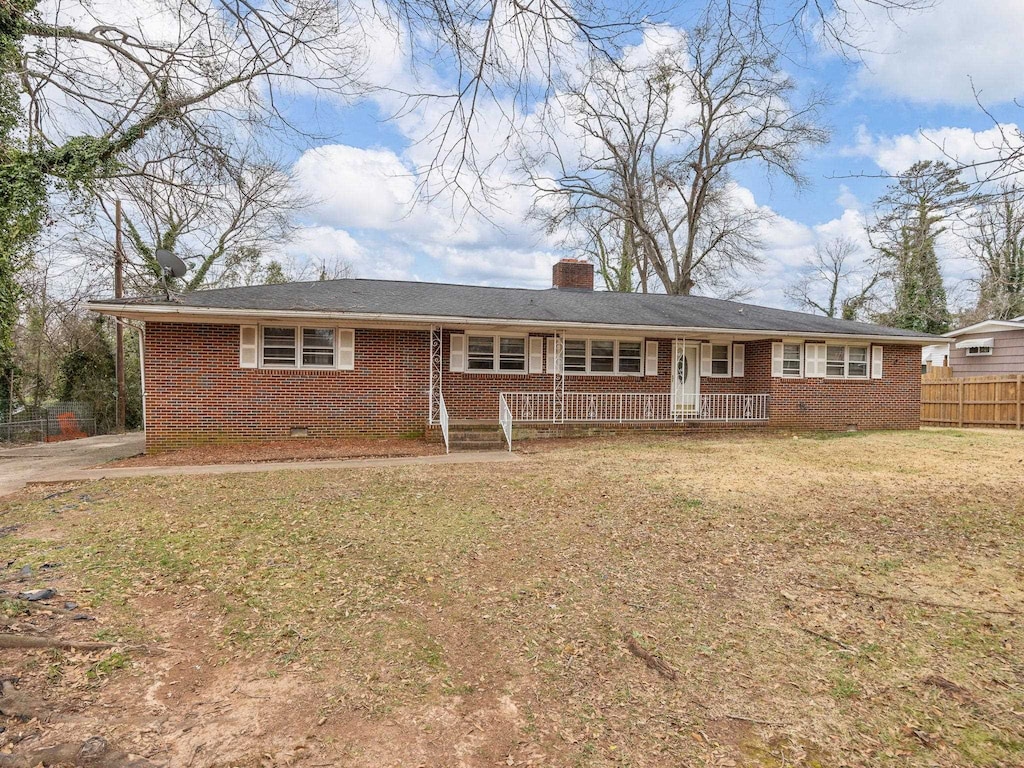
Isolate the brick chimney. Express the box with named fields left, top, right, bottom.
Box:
left=552, top=258, right=594, bottom=291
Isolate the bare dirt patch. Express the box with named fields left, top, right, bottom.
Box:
left=0, top=429, right=1022, bottom=766
left=103, top=437, right=443, bottom=468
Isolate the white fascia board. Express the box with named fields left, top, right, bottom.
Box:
left=944, top=320, right=1024, bottom=337
left=85, top=301, right=941, bottom=345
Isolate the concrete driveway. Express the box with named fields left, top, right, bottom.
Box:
left=0, top=432, right=145, bottom=498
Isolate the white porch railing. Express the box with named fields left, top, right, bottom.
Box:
left=501, top=392, right=769, bottom=423
left=439, top=390, right=450, bottom=454
left=498, top=393, right=513, bottom=451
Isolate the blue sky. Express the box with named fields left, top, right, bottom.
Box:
left=277, top=0, right=1024, bottom=312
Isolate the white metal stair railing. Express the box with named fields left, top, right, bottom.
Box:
left=498, top=393, right=513, bottom=451
left=439, top=390, right=450, bottom=454
left=500, top=392, right=769, bottom=423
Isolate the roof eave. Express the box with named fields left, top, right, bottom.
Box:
left=944, top=320, right=1024, bottom=337
left=86, top=300, right=941, bottom=345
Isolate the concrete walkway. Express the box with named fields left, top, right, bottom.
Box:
left=26, top=449, right=521, bottom=487
left=0, top=432, right=145, bottom=497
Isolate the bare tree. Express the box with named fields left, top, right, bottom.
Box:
left=527, top=21, right=827, bottom=295
left=395, top=0, right=932, bottom=196
left=785, top=236, right=880, bottom=320
left=87, top=135, right=310, bottom=295
left=965, top=185, right=1024, bottom=320
left=261, top=255, right=355, bottom=285
left=15, top=0, right=369, bottom=181
left=586, top=217, right=642, bottom=292
left=715, top=0, right=934, bottom=57
left=6, top=0, right=935, bottom=228
left=11, top=246, right=106, bottom=407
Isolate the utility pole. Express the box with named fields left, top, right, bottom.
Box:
left=114, top=200, right=126, bottom=433
left=33, top=267, right=46, bottom=406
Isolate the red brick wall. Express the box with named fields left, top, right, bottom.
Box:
left=142, top=323, right=921, bottom=451
left=767, top=342, right=921, bottom=430
left=552, top=259, right=595, bottom=290
left=143, top=323, right=429, bottom=451
left=442, top=332, right=761, bottom=419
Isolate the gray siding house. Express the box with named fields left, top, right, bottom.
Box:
left=944, top=317, right=1024, bottom=376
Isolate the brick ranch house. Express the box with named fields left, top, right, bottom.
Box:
left=88, top=259, right=940, bottom=453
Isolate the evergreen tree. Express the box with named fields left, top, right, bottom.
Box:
left=870, top=161, right=973, bottom=335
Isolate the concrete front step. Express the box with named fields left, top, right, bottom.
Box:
left=448, top=427, right=507, bottom=451
left=449, top=436, right=506, bottom=446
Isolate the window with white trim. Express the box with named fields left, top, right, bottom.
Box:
left=499, top=337, right=526, bottom=371
left=618, top=341, right=642, bottom=373
left=826, top=344, right=869, bottom=378
left=965, top=345, right=993, bottom=356
left=262, top=327, right=297, bottom=366
left=261, top=326, right=339, bottom=369
left=467, top=336, right=494, bottom=370
left=466, top=335, right=526, bottom=372
left=710, top=344, right=731, bottom=376
left=301, top=328, right=335, bottom=367
left=564, top=339, right=587, bottom=372
left=591, top=340, right=614, bottom=372
left=563, top=338, right=645, bottom=375
left=782, top=343, right=802, bottom=377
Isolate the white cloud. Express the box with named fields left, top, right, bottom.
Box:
left=739, top=195, right=982, bottom=313
left=290, top=142, right=560, bottom=286
left=735, top=206, right=877, bottom=310
left=847, top=122, right=1022, bottom=182
left=834, top=185, right=863, bottom=212
left=423, top=244, right=560, bottom=288
left=293, top=145, right=422, bottom=230
left=844, top=0, right=1024, bottom=105
left=288, top=226, right=365, bottom=263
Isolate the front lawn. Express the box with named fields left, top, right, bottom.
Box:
left=2, top=429, right=1023, bottom=766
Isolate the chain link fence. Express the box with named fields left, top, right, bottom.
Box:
left=0, top=402, right=98, bottom=446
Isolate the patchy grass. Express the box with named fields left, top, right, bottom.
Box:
left=86, top=650, right=131, bottom=681
left=2, top=428, right=1024, bottom=766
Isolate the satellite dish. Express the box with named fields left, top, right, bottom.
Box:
left=155, top=249, right=189, bottom=278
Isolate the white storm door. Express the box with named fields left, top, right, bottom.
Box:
left=671, top=342, right=700, bottom=413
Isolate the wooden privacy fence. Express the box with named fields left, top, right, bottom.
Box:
left=921, top=374, right=1024, bottom=429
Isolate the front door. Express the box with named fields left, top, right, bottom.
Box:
left=672, top=342, right=699, bottom=414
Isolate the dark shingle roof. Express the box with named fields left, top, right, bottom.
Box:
left=91, top=278, right=938, bottom=340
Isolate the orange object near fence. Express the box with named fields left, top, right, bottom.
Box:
left=45, top=412, right=88, bottom=442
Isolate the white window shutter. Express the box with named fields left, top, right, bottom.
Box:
left=337, top=329, right=355, bottom=370
left=732, top=344, right=745, bottom=377
left=645, top=341, right=659, bottom=376
left=699, top=343, right=713, bottom=377
left=528, top=337, right=544, bottom=373
left=871, top=345, right=884, bottom=379
left=771, top=342, right=783, bottom=378
left=450, top=333, right=466, bottom=372
left=801, top=343, right=813, bottom=377
left=239, top=325, right=258, bottom=368
left=546, top=338, right=554, bottom=372
left=806, top=343, right=826, bottom=378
